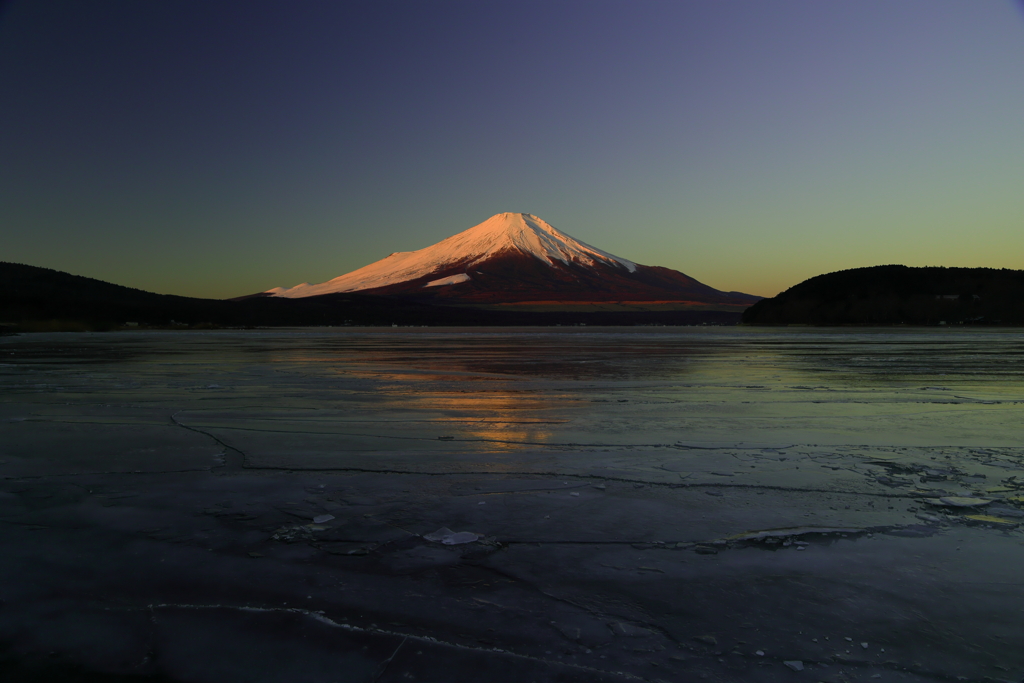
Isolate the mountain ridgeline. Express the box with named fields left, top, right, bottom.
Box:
left=0, top=262, right=744, bottom=331
left=265, top=213, right=760, bottom=310
left=1, top=213, right=764, bottom=331
left=742, top=266, right=1024, bottom=326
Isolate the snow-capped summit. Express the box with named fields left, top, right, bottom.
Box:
left=266, top=213, right=635, bottom=298
left=265, top=212, right=760, bottom=308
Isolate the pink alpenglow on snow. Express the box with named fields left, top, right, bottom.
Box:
left=264, top=212, right=760, bottom=307
left=266, top=213, right=634, bottom=298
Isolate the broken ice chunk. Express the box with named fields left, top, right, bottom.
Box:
left=925, top=496, right=991, bottom=508
left=312, top=514, right=335, bottom=524
left=423, top=527, right=481, bottom=545
left=964, top=514, right=1018, bottom=528
left=443, top=531, right=481, bottom=544
left=424, top=527, right=455, bottom=542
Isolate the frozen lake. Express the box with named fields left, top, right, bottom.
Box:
left=1, top=327, right=1023, bottom=681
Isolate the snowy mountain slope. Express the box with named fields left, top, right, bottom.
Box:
left=267, top=213, right=634, bottom=298
left=265, top=212, right=760, bottom=307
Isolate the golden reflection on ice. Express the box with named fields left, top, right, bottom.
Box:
left=266, top=346, right=572, bottom=451
left=387, top=387, right=565, bottom=450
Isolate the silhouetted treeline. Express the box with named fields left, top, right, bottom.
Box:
left=0, top=262, right=741, bottom=331
left=742, top=266, right=1024, bottom=326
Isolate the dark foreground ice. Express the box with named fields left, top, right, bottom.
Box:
left=1, top=327, right=1023, bottom=682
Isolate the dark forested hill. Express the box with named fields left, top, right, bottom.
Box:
left=0, top=261, right=466, bottom=329
left=0, top=262, right=741, bottom=330
left=742, top=265, right=1024, bottom=326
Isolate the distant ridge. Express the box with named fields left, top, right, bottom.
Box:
left=265, top=213, right=760, bottom=309
left=0, top=262, right=746, bottom=330
left=742, top=265, right=1024, bottom=325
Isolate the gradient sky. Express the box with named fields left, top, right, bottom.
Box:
left=2, top=1, right=1023, bottom=299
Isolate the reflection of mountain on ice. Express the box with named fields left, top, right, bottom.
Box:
left=266, top=212, right=635, bottom=298
left=265, top=212, right=761, bottom=307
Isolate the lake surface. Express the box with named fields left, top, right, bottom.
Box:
left=2, top=327, right=1023, bottom=682
left=5, top=326, right=1023, bottom=455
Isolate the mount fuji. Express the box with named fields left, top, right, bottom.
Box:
left=265, top=213, right=760, bottom=310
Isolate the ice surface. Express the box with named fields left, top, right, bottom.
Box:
left=2, top=327, right=1024, bottom=681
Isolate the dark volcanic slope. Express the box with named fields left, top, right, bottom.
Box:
left=743, top=265, right=1024, bottom=325
left=355, top=250, right=760, bottom=307
left=0, top=262, right=745, bottom=329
